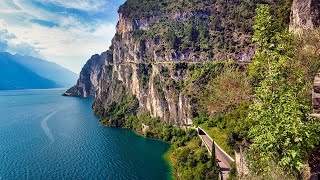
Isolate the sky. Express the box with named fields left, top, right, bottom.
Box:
left=0, top=0, right=126, bottom=73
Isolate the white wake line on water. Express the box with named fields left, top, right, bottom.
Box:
left=41, top=110, right=58, bottom=142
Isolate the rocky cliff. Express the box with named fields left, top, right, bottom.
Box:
left=65, top=0, right=291, bottom=125
left=290, top=0, right=320, bottom=32
left=64, top=52, right=107, bottom=97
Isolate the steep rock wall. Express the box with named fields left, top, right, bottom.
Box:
left=65, top=0, right=286, bottom=125
left=290, top=0, right=320, bottom=32
left=81, top=9, right=253, bottom=125
left=64, top=52, right=107, bottom=97
left=92, top=57, right=193, bottom=125
left=290, top=0, right=320, bottom=114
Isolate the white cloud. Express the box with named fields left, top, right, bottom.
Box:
left=0, top=25, right=39, bottom=57
left=40, top=0, right=108, bottom=12
left=11, top=42, right=40, bottom=57
left=0, top=0, right=120, bottom=73
left=0, top=18, right=115, bottom=73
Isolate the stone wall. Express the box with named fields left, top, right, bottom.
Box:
left=290, top=0, right=320, bottom=33
left=313, top=72, right=320, bottom=113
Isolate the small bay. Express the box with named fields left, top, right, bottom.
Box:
left=0, top=89, right=171, bottom=179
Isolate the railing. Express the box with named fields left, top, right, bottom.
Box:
left=197, top=127, right=235, bottom=162
left=197, top=127, right=234, bottom=180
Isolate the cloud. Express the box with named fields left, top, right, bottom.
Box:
left=0, top=0, right=125, bottom=73
left=0, top=17, right=116, bottom=72
left=43, top=0, right=108, bottom=12
left=0, top=25, right=40, bottom=57
left=0, top=29, right=16, bottom=40
left=0, top=28, right=11, bottom=51
left=11, top=43, right=40, bottom=57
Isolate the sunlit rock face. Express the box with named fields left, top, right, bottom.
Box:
left=64, top=5, right=246, bottom=125
left=290, top=0, right=320, bottom=32
left=65, top=12, right=194, bottom=125
left=65, top=0, right=289, bottom=125
left=64, top=52, right=106, bottom=98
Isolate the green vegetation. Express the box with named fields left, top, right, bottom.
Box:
left=100, top=95, right=139, bottom=127
left=246, top=4, right=320, bottom=177
left=189, top=4, right=320, bottom=178
left=99, top=0, right=320, bottom=178
left=200, top=126, right=232, bottom=157
left=224, top=101, right=253, bottom=151
left=99, top=94, right=219, bottom=179
left=120, top=0, right=292, bottom=62
left=177, top=3, right=320, bottom=178
left=137, top=63, right=152, bottom=88
left=194, top=101, right=253, bottom=157
left=173, top=137, right=219, bottom=180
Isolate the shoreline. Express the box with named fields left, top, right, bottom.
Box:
left=131, top=129, right=175, bottom=180
left=104, top=125, right=175, bottom=180
left=163, top=146, right=176, bottom=180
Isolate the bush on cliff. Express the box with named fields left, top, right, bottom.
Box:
left=246, top=4, right=320, bottom=177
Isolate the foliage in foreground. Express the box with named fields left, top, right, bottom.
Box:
left=247, top=4, right=320, bottom=177
left=191, top=3, right=320, bottom=179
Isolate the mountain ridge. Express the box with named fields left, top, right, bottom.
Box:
left=0, top=52, right=78, bottom=90
left=8, top=53, right=78, bottom=87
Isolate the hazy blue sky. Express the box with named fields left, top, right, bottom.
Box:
left=0, top=0, right=126, bottom=73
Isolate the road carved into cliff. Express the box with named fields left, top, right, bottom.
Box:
left=116, top=61, right=251, bottom=66
left=197, top=127, right=234, bottom=180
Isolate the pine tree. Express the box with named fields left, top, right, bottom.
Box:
left=211, top=141, right=217, bottom=167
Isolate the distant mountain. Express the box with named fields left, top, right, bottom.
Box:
left=0, top=53, right=58, bottom=90
left=9, top=53, right=78, bottom=87
left=0, top=52, right=78, bottom=90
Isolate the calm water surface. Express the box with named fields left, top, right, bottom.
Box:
left=0, top=89, right=171, bottom=179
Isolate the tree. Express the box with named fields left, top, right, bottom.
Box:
left=210, top=141, right=220, bottom=180
left=247, top=4, right=320, bottom=176
left=249, top=4, right=287, bottom=85
left=188, top=24, right=199, bottom=43
left=211, top=141, right=217, bottom=167
left=167, top=30, right=180, bottom=51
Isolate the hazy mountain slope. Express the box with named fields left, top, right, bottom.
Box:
left=0, top=52, right=58, bottom=90
left=8, top=53, right=78, bottom=87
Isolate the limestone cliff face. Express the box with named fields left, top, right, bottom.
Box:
left=117, top=13, right=160, bottom=34
left=92, top=37, right=194, bottom=125
left=65, top=1, right=284, bottom=125
left=290, top=0, right=320, bottom=32
left=66, top=12, right=198, bottom=125
left=64, top=52, right=107, bottom=98
left=65, top=4, right=255, bottom=124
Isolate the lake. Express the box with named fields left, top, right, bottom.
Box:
left=0, top=89, right=172, bottom=179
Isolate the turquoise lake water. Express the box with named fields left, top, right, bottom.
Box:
left=0, top=89, right=171, bottom=179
